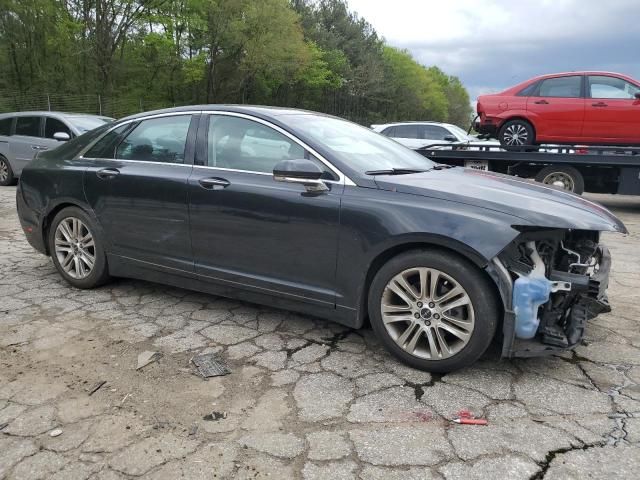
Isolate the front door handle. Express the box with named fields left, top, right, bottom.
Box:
left=31, top=145, right=48, bottom=151
left=199, top=177, right=230, bottom=190
left=592, top=102, right=608, bottom=107
left=96, top=168, right=120, bottom=180
left=534, top=99, right=549, bottom=104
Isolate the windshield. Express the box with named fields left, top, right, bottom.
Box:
left=447, top=124, right=474, bottom=141
left=287, top=114, right=435, bottom=174
left=65, top=115, right=113, bottom=133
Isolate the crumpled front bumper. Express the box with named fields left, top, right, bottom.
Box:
left=489, top=245, right=612, bottom=358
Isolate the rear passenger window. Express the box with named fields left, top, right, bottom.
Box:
left=84, top=124, right=131, bottom=159
left=15, top=116, right=42, bottom=137
left=381, top=126, right=396, bottom=137
left=0, top=117, right=12, bottom=136
left=394, top=125, right=420, bottom=138
left=45, top=118, right=72, bottom=139
left=116, top=115, right=192, bottom=164
left=537, top=76, right=582, bottom=98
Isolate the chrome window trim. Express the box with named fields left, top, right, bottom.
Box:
left=80, top=157, right=193, bottom=168
left=77, top=109, right=357, bottom=186
left=75, top=111, right=200, bottom=160
left=201, top=111, right=356, bottom=186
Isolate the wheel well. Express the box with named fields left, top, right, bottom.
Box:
left=42, top=203, right=83, bottom=254
left=358, top=242, right=503, bottom=327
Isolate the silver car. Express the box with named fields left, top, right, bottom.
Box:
left=0, top=111, right=113, bottom=185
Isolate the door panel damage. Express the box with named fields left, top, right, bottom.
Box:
left=487, top=228, right=612, bottom=357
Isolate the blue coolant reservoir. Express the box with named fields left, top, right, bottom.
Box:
left=512, top=275, right=553, bottom=339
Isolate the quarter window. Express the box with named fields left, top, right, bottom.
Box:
left=116, top=115, right=191, bottom=164
left=537, top=76, right=582, bottom=98
left=45, top=117, right=72, bottom=139
left=0, top=117, right=12, bottom=136
left=206, top=115, right=310, bottom=174
left=381, top=126, right=396, bottom=137
left=588, top=75, right=640, bottom=99
left=393, top=124, right=420, bottom=139
left=15, top=116, right=42, bottom=137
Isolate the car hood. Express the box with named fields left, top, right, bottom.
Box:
left=373, top=168, right=628, bottom=233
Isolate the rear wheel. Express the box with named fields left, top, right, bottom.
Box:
left=368, top=249, right=499, bottom=372
left=0, top=156, right=16, bottom=186
left=498, top=119, right=535, bottom=148
left=48, top=207, right=110, bottom=289
left=535, top=165, right=584, bottom=194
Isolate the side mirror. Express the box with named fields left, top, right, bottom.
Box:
left=635, top=92, right=640, bottom=100
left=53, top=132, right=70, bottom=141
left=273, top=159, right=329, bottom=192
left=443, top=134, right=457, bottom=142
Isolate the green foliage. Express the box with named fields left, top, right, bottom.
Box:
left=0, top=0, right=472, bottom=125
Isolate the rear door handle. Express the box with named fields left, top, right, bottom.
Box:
left=534, top=100, right=549, bottom=104
left=199, top=177, right=230, bottom=190
left=31, top=145, right=48, bottom=151
left=96, top=168, right=120, bottom=179
left=592, top=102, right=608, bottom=107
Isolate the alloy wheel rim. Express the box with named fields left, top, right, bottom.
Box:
left=542, top=172, right=575, bottom=191
left=0, top=160, right=7, bottom=182
left=503, top=124, right=529, bottom=145
left=380, top=267, right=475, bottom=360
left=54, top=217, right=96, bottom=279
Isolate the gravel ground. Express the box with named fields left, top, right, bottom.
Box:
left=1, top=186, right=639, bottom=479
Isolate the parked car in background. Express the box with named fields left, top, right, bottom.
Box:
left=0, top=111, right=113, bottom=185
left=16, top=105, right=625, bottom=372
left=371, top=121, right=500, bottom=150
left=476, top=71, right=640, bottom=148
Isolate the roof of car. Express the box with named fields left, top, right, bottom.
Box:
left=528, top=71, right=637, bottom=81
left=372, top=121, right=457, bottom=128
left=0, top=111, right=112, bottom=119
left=117, top=104, right=323, bottom=123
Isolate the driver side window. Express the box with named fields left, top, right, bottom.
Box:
left=206, top=115, right=310, bottom=174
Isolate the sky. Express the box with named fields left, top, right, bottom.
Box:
left=346, top=0, right=640, bottom=102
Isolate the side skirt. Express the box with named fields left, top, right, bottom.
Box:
left=107, top=254, right=359, bottom=328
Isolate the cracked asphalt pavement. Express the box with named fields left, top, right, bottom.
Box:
left=1, top=185, right=640, bottom=479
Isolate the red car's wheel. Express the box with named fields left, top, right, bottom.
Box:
left=498, top=120, right=535, bottom=148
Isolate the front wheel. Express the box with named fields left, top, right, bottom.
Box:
left=0, top=156, right=16, bottom=186
left=48, top=207, right=111, bottom=289
left=368, top=249, right=499, bottom=373
left=498, top=119, right=535, bottom=148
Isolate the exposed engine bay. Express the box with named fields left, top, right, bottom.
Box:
left=488, top=229, right=612, bottom=357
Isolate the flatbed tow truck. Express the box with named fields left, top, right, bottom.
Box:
left=416, top=144, right=640, bottom=195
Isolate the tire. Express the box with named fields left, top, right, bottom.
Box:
left=498, top=119, right=535, bottom=148
left=48, top=206, right=111, bottom=289
left=0, top=156, right=16, bottom=186
left=368, top=249, right=499, bottom=373
left=535, top=165, right=584, bottom=194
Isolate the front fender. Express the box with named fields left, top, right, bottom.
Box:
left=334, top=187, right=524, bottom=314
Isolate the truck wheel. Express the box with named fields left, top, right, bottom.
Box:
left=498, top=120, right=535, bottom=148
left=368, top=249, right=499, bottom=373
left=0, top=156, right=16, bottom=186
left=535, top=165, right=584, bottom=194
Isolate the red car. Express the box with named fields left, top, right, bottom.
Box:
left=476, top=71, right=640, bottom=147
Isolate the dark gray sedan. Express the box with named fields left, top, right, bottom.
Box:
left=16, top=106, right=626, bottom=371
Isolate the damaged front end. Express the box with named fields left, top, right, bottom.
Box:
left=487, top=228, right=612, bottom=357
